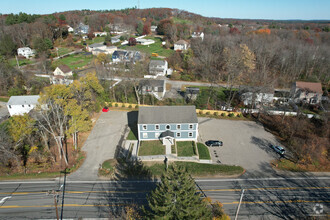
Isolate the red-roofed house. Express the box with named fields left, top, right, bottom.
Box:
left=291, top=81, right=323, bottom=104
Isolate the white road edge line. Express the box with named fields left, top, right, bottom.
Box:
left=0, top=176, right=329, bottom=184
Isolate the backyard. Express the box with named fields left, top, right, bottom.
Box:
left=176, top=141, right=197, bottom=157
left=138, top=140, right=165, bottom=156
left=122, top=37, right=174, bottom=57
left=8, top=58, right=35, bottom=67
left=51, top=47, right=75, bottom=57
left=52, top=52, right=93, bottom=69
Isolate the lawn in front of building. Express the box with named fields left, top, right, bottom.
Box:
left=177, top=141, right=197, bottom=157
left=197, top=143, right=211, bottom=160
left=138, top=140, right=165, bottom=156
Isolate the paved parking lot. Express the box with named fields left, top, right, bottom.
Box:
left=198, top=118, right=282, bottom=176
left=68, top=111, right=128, bottom=180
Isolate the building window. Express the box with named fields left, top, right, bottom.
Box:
left=189, top=124, right=193, bottom=129
left=177, top=124, right=181, bottom=130
left=142, top=125, right=147, bottom=130
left=143, top=133, right=148, bottom=138
left=9, top=105, right=11, bottom=108
left=155, top=124, right=160, bottom=130
left=22, top=105, right=24, bottom=107
left=28, top=104, right=31, bottom=107
left=177, top=132, right=181, bottom=137
left=188, top=132, right=193, bottom=137
left=166, top=124, right=170, bottom=130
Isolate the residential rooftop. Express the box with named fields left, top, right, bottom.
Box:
left=7, top=95, right=40, bottom=106
left=138, top=106, right=197, bottom=124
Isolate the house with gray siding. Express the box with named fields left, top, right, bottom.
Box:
left=137, top=106, right=198, bottom=145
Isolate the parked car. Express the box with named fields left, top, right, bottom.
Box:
left=205, top=140, right=223, bottom=147
left=271, top=145, right=285, bottom=156
left=102, top=107, right=109, bottom=112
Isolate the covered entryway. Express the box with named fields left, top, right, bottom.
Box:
left=160, top=130, right=174, bottom=155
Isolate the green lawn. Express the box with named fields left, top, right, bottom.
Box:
left=84, top=37, right=105, bottom=45
left=172, top=17, right=193, bottom=25
left=177, top=141, right=197, bottom=157
left=138, top=140, right=165, bottom=156
left=8, top=58, right=34, bottom=67
left=53, top=47, right=74, bottom=57
left=0, top=97, right=9, bottom=102
left=98, top=159, right=117, bottom=176
left=146, top=161, right=244, bottom=177
left=127, top=129, right=138, bottom=140
left=122, top=37, right=174, bottom=57
left=197, top=143, right=211, bottom=160
left=53, top=53, right=93, bottom=69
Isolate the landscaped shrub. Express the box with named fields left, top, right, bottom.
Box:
left=121, top=104, right=125, bottom=107
left=221, top=113, right=226, bottom=117
left=213, top=112, right=218, bottom=116
left=199, top=110, right=203, bottom=115
left=115, top=103, right=118, bottom=107
left=237, top=114, right=242, bottom=118
left=205, top=111, right=210, bottom=115
left=108, top=103, right=112, bottom=107
left=135, top=105, right=139, bottom=109
left=228, top=113, right=234, bottom=117
left=128, top=105, right=132, bottom=108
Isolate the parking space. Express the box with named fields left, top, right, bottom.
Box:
left=68, top=110, right=128, bottom=180
left=198, top=118, right=282, bottom=176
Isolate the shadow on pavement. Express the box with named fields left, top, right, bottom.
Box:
left=231, top=163, right=329, bottom=219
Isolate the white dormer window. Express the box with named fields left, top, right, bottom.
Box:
left=142, top=125, right=147, bottom=130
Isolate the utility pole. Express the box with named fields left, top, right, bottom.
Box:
left=138, top=0, right=140, bottom=9
left=60, top=169, right=70, bottom=220
left=235, top=189, right=245, bottom=220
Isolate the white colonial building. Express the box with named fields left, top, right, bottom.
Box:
left=17, top=47, right=35, bottom=58
left=7, top=95, right=40, bottom=116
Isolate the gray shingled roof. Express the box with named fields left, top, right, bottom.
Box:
left=138, top=106, right=197, bottom=124
left=7, top=95, right=40, bottom=105
left=139, top=79, right=164, bottom=88
left=149, top=60, right=166, bottom=67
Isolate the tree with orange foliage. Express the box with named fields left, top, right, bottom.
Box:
left=142, top=22, right=151, bottom=35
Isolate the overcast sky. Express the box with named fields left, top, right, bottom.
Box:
left=1, top=0, right=329, bottom=20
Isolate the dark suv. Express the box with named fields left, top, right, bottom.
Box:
left=205, top=140, right=223, bottom=147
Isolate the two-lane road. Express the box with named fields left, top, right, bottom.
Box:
left=0, top=176, right=329, bottom=219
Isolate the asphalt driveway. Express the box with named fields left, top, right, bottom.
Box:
left=198, top=118, right=283, bottom=177
left=68, top=111, right=128, bottom=180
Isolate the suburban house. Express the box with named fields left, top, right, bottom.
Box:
left=138, top=79, right=166, bottom=100
left=111, top=37, right=120, bottom=44
left=93, top=32, right=107, bottom=37
left=86, top=43, right=106, bottom=52
left=112, top=50, right=142, bottom=63
left=136, top=38, right=155, bottom=45
left=107, top=23, right=128, bottom=34
left=191, top=32, right=204, bottom=41
left=174, top=40, right=189, bottom=51
left=74, top=23, right=89, bottom=35
left=185, top=87, right=200, bottom=101
left=151, top=25, right=157, bottom=32
left=50, top=75, right=73, bottom=85
left=137, top=106, right=198, bottom=146
left=17, top=47, right=35, bottom=58
left=239, top=86, right=274, bottom=107
left=53, top=65, right=73, bottom=77
left=7, top=95, right=40, bottom=116
left=66, top=25, right=74, bottom=32
left=146, top=60, right=168, bottom=78
left=290, top=81, right=323, bottom=104
left=92, top=46, right=117, bottom=56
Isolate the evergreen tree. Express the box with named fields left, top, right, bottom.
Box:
left=144, top=164, right=212, bottom=219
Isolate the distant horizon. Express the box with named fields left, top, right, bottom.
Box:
left=1, top=0, right=330, bottom=20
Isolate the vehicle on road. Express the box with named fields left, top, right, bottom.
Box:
left=205, top=140, right=223, bottom=147
left=102, top=107, right=109, bottom=112
left=271, top=145, right=285, bottom=156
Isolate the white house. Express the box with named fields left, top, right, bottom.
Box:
left=86, top=43, right=107, bottom=52
left=146, top=60, right=168, bottom=79
left=174, top=40, right=189, bottom=51
left=7, top=95, right=40, bottom=116
left=17, top=47, right=35, bottom=59
left=91, top=46, right=117, bottom=56
left=53, top=65, right=73, bottom=77
left=66, top=25, right=74, bottom=32
left=240, top=86, right=274, bottom=107
left=191, top=32, right=204, bottom=41
left=136, top=38, right=155, bottom=45
left=93, top=32, right=107, bottom=37
left=50, top=75, right=73, bottom=85
left=151, top=26, right=157, bottom=32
